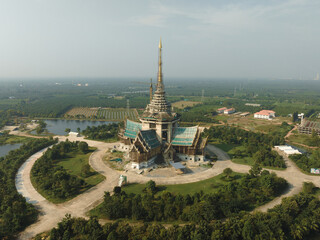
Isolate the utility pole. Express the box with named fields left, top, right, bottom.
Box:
left=201, top=89, right=205, bottom=102
left=127, top=99, right=130, bottom=115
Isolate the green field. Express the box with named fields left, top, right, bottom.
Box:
left=97, top=108, right=138, bottom=121
left=31, top=147, right=105, bottom=203
left=212, top=143, right=286, bottom=170
left=65, top=107, right=138, bottom=121
left=123, top=172, right=244, bottom=196
left=89, top=171, right=245, bottom=218
left=288, top=130, right=318, bottom=148
left=0, top=98, right=22, bottom=105
left=57, top=148, right=105, bottom=186
left=0, top=134, right=31, bottom=145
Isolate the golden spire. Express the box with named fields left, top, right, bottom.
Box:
left=157, top=38, right=163, bottom=88
left=150, top=78, right=153, bottom=103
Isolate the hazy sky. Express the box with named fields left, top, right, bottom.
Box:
left=0, top=0, right=319, bottom=79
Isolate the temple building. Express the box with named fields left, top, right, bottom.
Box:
left=119, top=39, right=207, bottom=169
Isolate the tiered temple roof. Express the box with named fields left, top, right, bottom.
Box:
left=171, top=127, right=198, bottom=146
left=124, top=119, right=142, bottom=139
left=143, top=38, right=172, bottom=118
left=139, top=130, right=161, bottom=149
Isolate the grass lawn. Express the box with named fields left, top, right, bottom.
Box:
left=288, top=132, right=317, bottom=148
left=232, top=157, right=255, bottom=166
left=214, top=143, right=238, bottom=152
left=211, top=142, right=286, bottom=170
left=0, top=134, right=31, bottom=145
left=57, top=147, right=105, bottom=186
left=172, top=101, right=202, bottom=109
left=214, top=115, right=229, bottom=122
left=89, top=171, right=245, bottom=218
left=32, top=147, right=105, bottom=204
left=123, top=172, right=244, bottom=196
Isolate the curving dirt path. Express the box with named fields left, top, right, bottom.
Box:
left=15, top=133, right=320, bottom=239
left=16, top=136, right=120, bottom=240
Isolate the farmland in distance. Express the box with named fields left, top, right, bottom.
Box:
left=65, top=107, right=138, bottom=121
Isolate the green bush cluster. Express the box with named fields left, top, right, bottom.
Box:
left=82, top=123, right=119, bottom=140
left=101, top=172, right=287, bottom=222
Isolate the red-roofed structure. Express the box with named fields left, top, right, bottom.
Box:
left=224, top=108, right=235, bottom=114
left=217, top=107, right=227, bottom=113
left=254, top=110, right=276, bottom=120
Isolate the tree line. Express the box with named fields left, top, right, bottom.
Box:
left=0, top=137, right=57, bottom=239
left=44, top=190, right=320, bottom=240
left=204, top=125, right=287, bottom=168
left=31, top=141, right=90, bottom=201
left=100, top=170, right=287, bottom=222
left=82, top=123, right=119, bottom=141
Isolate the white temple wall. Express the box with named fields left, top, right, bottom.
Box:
left=117, top=143, right=130, bottom=152
left=131, top=155, right=157, bottom=169
left=177, top=153, right=204, bottom=162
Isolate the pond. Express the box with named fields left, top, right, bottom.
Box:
left=0, top=143, right=22, bottom=158
left=42, top=119, right=114, bottom=136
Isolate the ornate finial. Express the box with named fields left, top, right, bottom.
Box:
left=158, top=38, right=162, bottom=85
left=150, top=78, right=153, bottom=103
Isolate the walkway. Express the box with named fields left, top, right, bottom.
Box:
left=16, top=136, right=120, bottom=240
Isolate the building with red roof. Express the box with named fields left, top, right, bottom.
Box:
left=254, top=110, right=275, bottom=120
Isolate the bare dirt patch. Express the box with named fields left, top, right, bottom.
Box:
left=172, top=101, right=202, bottom=109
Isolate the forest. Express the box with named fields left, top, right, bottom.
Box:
left=203, top=125, right=287, bottom=168
left=31, top=141, right=90, bottom=201
left=0, top=137, right=57, bottom=239
left=44, top=191, right=320, bottom=240
left=98, top=170, right=287, bottom=222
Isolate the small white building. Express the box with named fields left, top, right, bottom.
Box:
left=254, top=110, right=275, bottom=120
left=245, top=103, right=261, bottom=107
left=69, top=132, right=80, bottom=137
left=275, top=145, right=302, bottom=156
left=224, top=108, right=235, bottom=115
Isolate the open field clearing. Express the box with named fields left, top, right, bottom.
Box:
left=223, top=115, right=292, bottom=133
left=172, top=100, right=202, bottom=109
left=65, top=107, right=139, bottom=121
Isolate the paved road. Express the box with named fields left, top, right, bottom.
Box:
left=15, top=133, right=320, bottom=239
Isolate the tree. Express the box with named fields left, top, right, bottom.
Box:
left=65, top=128, right=71, bottom=134
left=78, top=142, right=88, bottom=153
left=249, top=163, right=262, bottom=177
left=144, top=180, right=157, bottom=194
left=81, top=164, right=91, bottom=177
left=311, top=130, right=320, bottom=147
left=303, top=182, right=316, bottom=194
left=223, top=168, right=233, bottom=180
left=77, top=127, right=81, bottom=133
left=292, top=111, right=299, bottom=122
left=113, top=186, right=121, bottom=195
